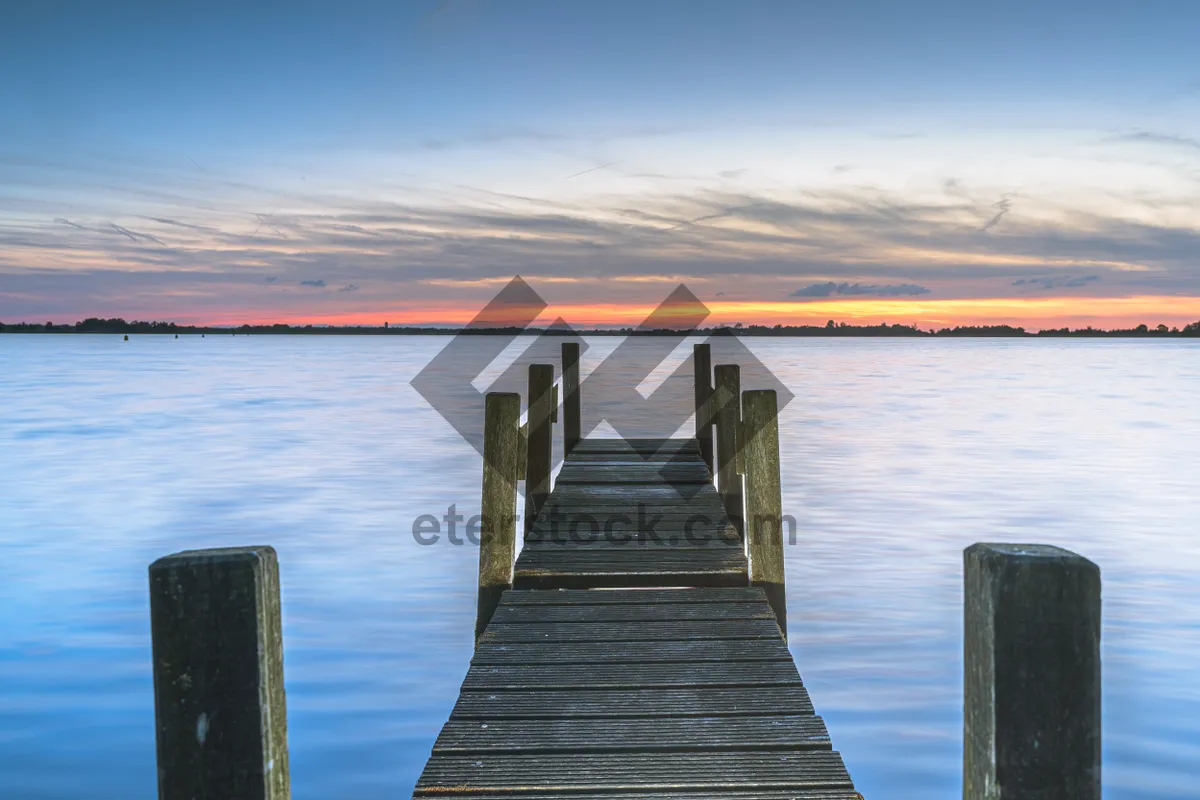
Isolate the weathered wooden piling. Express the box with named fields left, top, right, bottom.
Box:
left=561, top=342, right=581, bottom=457
left=742, top=389, right=786, bottom=637
left=713, top=364, right=743, bottom=537
left=477, top=392, right=522, bottom=640
left=964, top=543, right=1101, bottom=800
left=523, top=364, right=554, bottom=535
left=693, top=342, right=714, bottom=473
left=148, top=545, right=290, bottom=800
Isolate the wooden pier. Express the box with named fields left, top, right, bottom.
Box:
left=413, top=345, right=861, bottom=798
left=142, top=340, right=1104, bottom=800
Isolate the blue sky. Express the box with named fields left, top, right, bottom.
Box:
left=3, top=1, right=1200, bottom=326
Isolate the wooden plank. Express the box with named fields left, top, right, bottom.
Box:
left=414, top=751, right=853, bottom=794
left=472, top=638, right=792, bottom=664
left=513, top=571, right=747, bottom=590
left=533, top=507, right=731, bottom=521
left=462, top=660, right=802, bottom=690
left=541, top=499, right=727, bottom=512
left=450, top=686, right=816, bottom=719
left=557, top=462, right=711, bottom=473
left=550, top=485, right=721, bottom=499
left=563, top=456, right=708, bottom=464
left=556, top=465, right=712, bottom=480
left=556, top=475, right=713, bottom=486
left=521, top=538, right=741, bottom=551
left=555, top=473, right=712, bottom=483
left=528, top=507, right=734, bottom=524
left=523, top=534, right=739, bottom=548
left=524, top=522, right=740, bottom=546
left=488, top=602, right=773, bottom=623
left=560, top=458, right=707, bottom=467
left=419, top=792, right=863, bottom=800
left=513, top=554, right=748, bottom=590
left=480, top=618, right=781, bottom=643
left=572, top=438, right=699, bottom=452
left=432, top=715, right=831, bottom=754
left=516, top=545, right=742, bottom=563
left=498, top=587, right=768, bottom=605
left=515, top=548, right=744, bottom=571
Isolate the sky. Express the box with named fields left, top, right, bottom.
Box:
left=3, top=0, right=1200, bottom=329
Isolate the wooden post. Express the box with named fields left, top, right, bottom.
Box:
left=693, top=343, right=714, bottom=473
left=713, top=364, right=743, bottom=537
left=477, top=392, right=521, bottom=640
left=742, top=389, right=786, bottom=637
left=562, top=342, right=581, bottom=458
left=149, top=546, right=290, bottom=800
left=964, top=543, right=1101, bottom=800
left=523, top=363, right=554, bottom=536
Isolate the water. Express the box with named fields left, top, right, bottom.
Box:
left=1, top=335, right=1198, bottom=798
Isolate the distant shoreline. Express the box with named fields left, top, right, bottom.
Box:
left=4, top=318, right=1200, bottom=338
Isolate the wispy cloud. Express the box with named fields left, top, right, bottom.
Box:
left=1108, top=131, right=1200, bottom=154
left=791, top=282, right=932, bottom=298
left=980, top=197, right=1013, bottom=233
left=565, top=162, right=615, bottom=179
left=7, top=154, right=1200, bottom=322
left=109, top=223, right=165, bottom=246
left=1013, top=275, right=1100, bottom=290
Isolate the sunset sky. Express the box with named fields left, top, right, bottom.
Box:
left=3, top=1, right=1200, bottom=328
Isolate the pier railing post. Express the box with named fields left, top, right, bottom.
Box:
left=478, top=392, right=522, bottom=640
left=742, top=389, right=786, bottom=637
left=964, top=543, right=1101, bottom=800
left=693, top=343, right=714, bottom=473
left=562, top=342, right=581, bottom=458
left=149, top=545, right=290, bottom=800
left=523, top=363, right=555, bottom=536
left=713, top=364, right=743, bottom=537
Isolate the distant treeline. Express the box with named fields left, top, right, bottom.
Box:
left=3, top=317, right=1200, bottom=337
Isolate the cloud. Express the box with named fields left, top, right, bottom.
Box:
left=1012, top=275, right=1100, bottom=290
left=337, top=284, right=360, bottom=292
left=565, top=162, right=615, bottom=179
left=1108, top=131, right=1200, bottom=154
left=9, top=159, right=1200, bottom=321
left=790, top=282, right=932, bottom=298
left=980, top=197, right=1013, bottom=232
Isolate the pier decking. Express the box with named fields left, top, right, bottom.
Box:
left=413, top=431, right=859, bottom=798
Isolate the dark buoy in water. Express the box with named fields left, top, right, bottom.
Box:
left=175, top=334, right=178, bottom=339
left=123, top=335, right=129, bottom=341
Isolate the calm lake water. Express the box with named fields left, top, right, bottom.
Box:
left=1, top=335, right=1198, bottom=798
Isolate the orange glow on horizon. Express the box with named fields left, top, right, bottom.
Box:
left=192, top=295, right=1200, bottom=330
